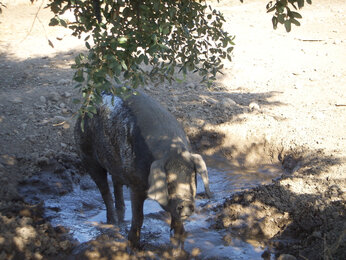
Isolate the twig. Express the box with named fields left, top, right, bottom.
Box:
left=294, top=38, right=325, bottom=42
left=335, top=104, right=346, bottom=107
left=53, top=121, right=66, bottom=127
left=20, top=0, right=45, bottom=43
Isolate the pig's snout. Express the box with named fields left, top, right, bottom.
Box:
left=177, top=201, right=195, bottom=220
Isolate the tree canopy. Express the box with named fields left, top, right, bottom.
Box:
left=3, top=0, right=312, bottom=119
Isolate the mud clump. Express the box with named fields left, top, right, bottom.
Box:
left=0, top=202, right=75, bottom=260
left=215, top=161, right=346, bottom=260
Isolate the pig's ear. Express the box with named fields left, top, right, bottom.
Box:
left=191, top=154, right=212, bottom=198
left=147, top=159, right=169, bottom=207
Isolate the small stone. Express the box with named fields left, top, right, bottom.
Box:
left=59, top=240, right=70, bottom=251
left=36, top=156, right=49, bottom=166
left=249, top=102, right=260, bottom=111
left=26, top=135, right=37, bottom=143
left=186, top=83, right=195, bottom=89
left=172, top=96, right=179, bottom=102
left=11, top=97, right=23, bottom=104
left=218, top=97, right=236, bottom=109
left=40, top=96, right=47, bottom=103
left=312, top=230, right=322, bottom=238
left=54, top=225, right=69, bottom=234
left=58, top=79, right=70, bottom=85
left=61, top=143, right=67, bottom=148
left=61, top=108, right=69, bottom=114
left=278, top=254, right=296, bottom=260
left=34, top=252, right=43, bottom=260
left=59, top=102, right=66, bottom=108
left=48, top=92, right=60, bottom=102
left=223, top=234, right=232, bottom=246
left=261, top=249, right=271, bottom=260
left=43, top=149, right=55, bottom=159
left=63, top=91, right=72, bottom=98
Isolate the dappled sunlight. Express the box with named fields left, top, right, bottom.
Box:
left=13, top=226, right=37, bottom=252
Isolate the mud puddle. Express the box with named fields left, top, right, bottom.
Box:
left=19, top=158, right=283, bottom=259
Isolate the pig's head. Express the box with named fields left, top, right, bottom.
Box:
left=147, top=150, right=211, bottom=221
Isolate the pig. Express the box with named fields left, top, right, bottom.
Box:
left=74, top=91, right=211, bottom=247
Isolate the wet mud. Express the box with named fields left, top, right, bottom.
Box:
left=18, top=157, right=283, bottom=259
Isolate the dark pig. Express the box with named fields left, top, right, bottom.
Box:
left=74, top=91, right=211, bottom=247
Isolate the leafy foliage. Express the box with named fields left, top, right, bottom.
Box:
left=266, top=0, right=312, bottom=32
left=48, top=0, right=235, bottom=118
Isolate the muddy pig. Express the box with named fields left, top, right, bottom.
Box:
left=74, top=91, right=212, bottom=247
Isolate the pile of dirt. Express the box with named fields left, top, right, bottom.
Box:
left=214, top=163, right=345, bottom=259
left=0, top=201, right=75, bottom=259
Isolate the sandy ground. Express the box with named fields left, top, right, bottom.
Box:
left=0, top=0, right=345, bottom=259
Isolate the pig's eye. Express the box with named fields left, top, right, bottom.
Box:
left=177, top=205, right=183, bottom=212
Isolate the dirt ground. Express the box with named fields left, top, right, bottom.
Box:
left=0, top=0, right=345, bottom=259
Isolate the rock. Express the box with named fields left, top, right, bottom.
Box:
left=11, top=97, right=23, bottom=104
left=61, top=108, right=69, bottom=114
left=58, top=79, right=70, bottom=85
left=278, top=254, right=297, bottom=260
left=59, top=240, right=70, bottom=251
left=218, top=97, right=236, bottom=109
left=36, top=156, right=49, bottom=166
left=172, top=96, right=179, bottom=103
left=59, top=102, right=66, bottom=108
left=186, top=83, right=195, bottom=89
left=26, top=135, right=37, bottom=143
left=43, top=149, right=55, bottom=159
left=312, top=230, right=322, bottom=239
left=63, top=91, right=72, bottom=98
left=60, top=143, right=67, bottom=148
left=39, top=96, right=47, bottom=103
left=249, top=102, right=260, bottom=111
left=48, top=92, right=60, bottom=102
left=261, top=249, right=271, bottom=260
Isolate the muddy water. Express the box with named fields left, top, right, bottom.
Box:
left=42, top=158, right=283, bottom=259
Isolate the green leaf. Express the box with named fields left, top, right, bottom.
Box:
left=60, top=19, right=67, bottom=27
left=74, top=69, right=84, bottom=82
left=120, top=60, right=128, bottom=70
left=49, top=17, right=59, bottom=26
left=266, top=6, right=276, bottom=13
left=85, top=41, right=91, bottom=49
left=297, top=0, right=304, bottom=8
left=284, top=20, right=292, bottom=32
left=144, top=55, right=149, bottom=65
left=272, top=16, right=278, bottom=29
left=72, top=98, right=81, bottom=104
left=290, top=11, right=302, bottom=19
left=80, top=119, right=85, bottom=132
left=118, top=37, right=128, bottom=44
left=290, top=18, right=301, bottom=26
